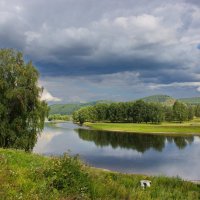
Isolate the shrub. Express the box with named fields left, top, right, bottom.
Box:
left=44, top=154, right=92, bottom=199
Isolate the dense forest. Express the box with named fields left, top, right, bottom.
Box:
left=73, top=100, right=200, bottom=125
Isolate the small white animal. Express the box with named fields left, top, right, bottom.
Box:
left=140, top=180, right=151, bottom=188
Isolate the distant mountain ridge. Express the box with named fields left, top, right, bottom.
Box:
left=141, top=95, right=200, bottom=105
left=178, top=97, right=200, bottom=105
left=49, top=100, right=112, bottom=115
left=49, top=95, right=200, bottom=115
left=140, top=95, right=176, bottom=106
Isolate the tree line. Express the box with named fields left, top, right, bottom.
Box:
left=48, top=114, right=70, bottom=121
left=73, top=100, right=200, bottom=125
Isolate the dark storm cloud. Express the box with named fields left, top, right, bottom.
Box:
left=37, top=56, right=178, bottom=80
left=0, top=12, right=26, bottom=49
left=1, top=0, right=200, bottom=101
left=184, top=0, right=200, bottom=6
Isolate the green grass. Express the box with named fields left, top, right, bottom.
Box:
left=0, top=148, right=200, bottom=199
left=85, top=118, right=200, bottom=135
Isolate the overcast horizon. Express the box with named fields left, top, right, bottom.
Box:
left=1, top=0, right=200, bottom=103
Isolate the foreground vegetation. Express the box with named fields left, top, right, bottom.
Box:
left=85, top=118, right=200, bottom=135
left=0, top=149, right=199, bottom=200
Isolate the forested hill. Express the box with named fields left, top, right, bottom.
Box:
left=140, top=95, right=176, bottom=106
left=49, top=95, right=200, bottom=115
left=49, top=100, right=112, bottom=115
left=140, top=95, right=200, bottom=105
left=178, top=97, right=200, bottom=105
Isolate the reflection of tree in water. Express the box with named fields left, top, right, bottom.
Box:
left=76, top=129, right=195, bottom=153
left=167, top=136, right=194, bottom=149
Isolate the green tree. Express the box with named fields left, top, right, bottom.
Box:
left=131, top=100, right=147, bottom=123
left=117, top=102, right=128, bottom=122
left=147, top=103, right=164, bottom=123
left=0, top=49, right=48, bottom=151
left=94, top=103, right=108, bottom=121
left=107, top=103, right=119, bottom=122
left=73, top=100, right=168, bottom=124
left=163, top=106, right=173, bottom=122
left=173, top=101, right=188, bottom=123
left=73, top=106, right=91, bottom=125
left=187, top=105, right=194, bottom=121
left=195, top=104, right=200, bottom=117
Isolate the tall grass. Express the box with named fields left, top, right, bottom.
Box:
left=0, top=149, right=199, bottom=199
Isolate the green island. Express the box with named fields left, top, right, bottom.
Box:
left=85, top=118, right=200, bottom=135
left=1, top=148, right=199, bottom=200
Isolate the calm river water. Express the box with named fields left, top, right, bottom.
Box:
left=33, top=122, right=200, bottom=180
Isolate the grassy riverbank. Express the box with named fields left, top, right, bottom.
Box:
left=85, top=118, right=200, bottom=135
left=0, top=149, right=200, bottom=199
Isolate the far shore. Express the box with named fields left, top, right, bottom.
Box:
left=85, top=119, right=200, bottom=136
left=46, top=120, right=70, bottom=123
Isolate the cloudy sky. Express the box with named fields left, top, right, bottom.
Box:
left=1, top=0, right=200, bottom=103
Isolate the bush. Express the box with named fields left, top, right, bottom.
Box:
left=44, top=154, right=92, bottom=199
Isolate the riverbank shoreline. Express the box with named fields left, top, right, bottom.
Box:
left=85, top=120, right=200, bottom=136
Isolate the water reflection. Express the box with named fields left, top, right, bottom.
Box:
left=33, top=122, right=200, bottom=180
left=76, top=129, right=194, bottom=153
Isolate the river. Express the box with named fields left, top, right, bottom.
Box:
left=33, top=122, right=200, bottom=180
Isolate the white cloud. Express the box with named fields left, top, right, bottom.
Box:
left=41, top=88, right=61, bottom=102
